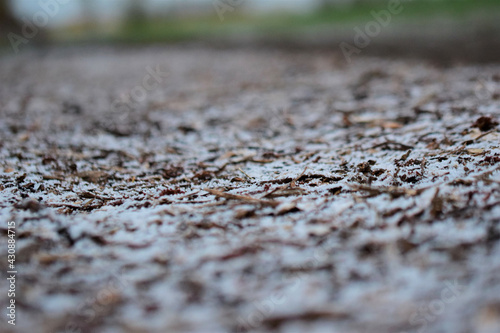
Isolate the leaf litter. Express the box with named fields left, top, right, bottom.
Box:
left=0, top=46, right=500, bottom=333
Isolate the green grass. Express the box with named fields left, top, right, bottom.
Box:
left=49, top=0, right=500, bottom=44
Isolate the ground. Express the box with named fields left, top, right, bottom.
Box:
left=0, top=46, right=500, bottom=333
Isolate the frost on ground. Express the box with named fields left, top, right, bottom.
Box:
left=0, top=46, right=500, bottom=333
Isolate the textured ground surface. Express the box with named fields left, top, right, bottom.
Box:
left=0, top=46, right=500, bottom=333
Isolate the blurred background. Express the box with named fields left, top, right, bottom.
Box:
left=1, top=0, right=500, bottom=62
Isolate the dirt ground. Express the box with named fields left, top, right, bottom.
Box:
left=0, top=45, right=500, bottom=333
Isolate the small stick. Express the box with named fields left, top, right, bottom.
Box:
left=290, top=166, right=308, bottom=188
left=262, top=166, right=308, bottom=198
left=79, top=191, right=113, bottom=201
left=421, top=156, right=427, bottom=176
left=371, top=140, right=414, bottom=151
left=204, top=188, right=280, bottom=207
left=475, top=130, right=497, bottom=141
left=238, top=168, right=255, bottom=181
left=349, top=184, right=425, bottom=198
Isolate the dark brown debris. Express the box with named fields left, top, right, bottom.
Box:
left=472, top=116, right=499, bottom=132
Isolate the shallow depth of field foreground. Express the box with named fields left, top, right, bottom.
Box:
left=1, top=46, right=500, bottom=333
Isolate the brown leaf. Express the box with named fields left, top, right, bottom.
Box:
left=77, top=171, right=110, bottom=184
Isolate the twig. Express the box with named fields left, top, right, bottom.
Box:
left=262, top=166, right=308, bottom=198
left=291, top=166, right=308, bottom=187
left=475, top=130, right=497, bottom=141
left=79, top=191, right=114, bottom=201
left=349, top=184, right=425, bottom=198
left=421, top=156, right=427, bottom=176
left=215, top=156, right=273, bottom=175
left=203, top=188, right=280, bottom=207
left=371, top=140, right=414, bottom=151
left=238, top=168, right=255, bottom=182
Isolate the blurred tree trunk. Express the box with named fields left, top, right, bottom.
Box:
left=0, top=0, right=20, bottom=34
left=1, top=0, right=48, bottom=50
left=125, top=0, right=148, bottom=23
